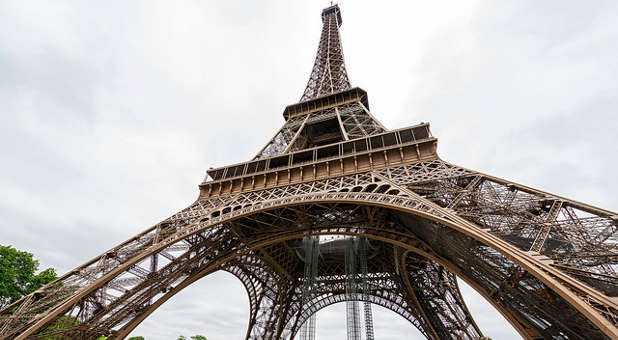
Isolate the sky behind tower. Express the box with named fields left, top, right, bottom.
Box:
left=1, top=1, right=617, bottom=339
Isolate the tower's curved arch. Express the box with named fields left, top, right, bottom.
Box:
left=127, top=270, right=251, bottom=340
left=104, top=223, right=465, bottom=339
left=289, top=294, right=424, bottom=339
left=4, top=190, right=615, bottom=339
left=120, top=259, right=438, bottom=340
left=77, top=208, right=486, bottom=340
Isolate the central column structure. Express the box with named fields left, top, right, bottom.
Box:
left=300, top=237, right=319, bottom=340
left=345, top=238, right=361, bottom=340
left=359, top=238, right=375, bottom=340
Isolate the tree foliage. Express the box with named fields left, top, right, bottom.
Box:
left=0, top=245, right=209, bottom=340
left=36, top=315, right=80, bottom=339
left=0, top=245, right=57, bottom=308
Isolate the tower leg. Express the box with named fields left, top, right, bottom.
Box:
left=400, top=251, right=483, bottom=340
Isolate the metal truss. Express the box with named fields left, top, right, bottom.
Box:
left=254, top=97, right=385, bottom=159
left=399, top=250, right=482, bottom=339
left=253, top=5, right=384, bottom=160
left=359, top=238, right=375, bottom=340
left=344, top=238, right=361, bottom=340
left=299, top=237, right=319, bottom=340
left=337, top=101, right=385, bottom=139
left=300, top=5, right=350, bottom=102
left=254, top=115, right=308, bottom=159
left=2, top=3, right=617, bottom=340
left=3, top=157, right=616, bottom=339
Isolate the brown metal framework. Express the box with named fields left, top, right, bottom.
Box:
left=1, top=4, right=617, bottom=340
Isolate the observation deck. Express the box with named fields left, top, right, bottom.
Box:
left=200, top=123, right=437, bottom=199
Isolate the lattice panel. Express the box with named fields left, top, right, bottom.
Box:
left=403, top=253, right=482, bottom=339
left=337, top=102, right=384, bottom=139
left=2, top=159, right=617, bottom=339
left=255, top=115, right=307, bottom=159
left=300, top=6, right=350, bottom=101
left=405, top=215, right=612, bottom=339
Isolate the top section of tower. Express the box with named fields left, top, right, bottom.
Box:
left=322, top=4, right=342, bottom=26
left=300, top=4, right=351, bottom=101
left=203, top=4, right=436, bottom=194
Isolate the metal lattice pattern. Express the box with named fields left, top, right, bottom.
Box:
left=289, top=242, right=439, bottom=340
left=337, top=102, right=384, bottom=139
left=255, top=100, right=386, bottom=158
left=405, top=214, right=612, bottom=339
left=299, top=237, right=319, bottom=340
left=344, top=238, right=361, bottom=340
left=359, top=238, right=375, bottom=340
left=300, top=6, right=350, bottom=102
left=402, top=252, right=481, bottom=339
left=387, top=166, right=618, bottom=292
left=2, top=159, right=617, bottom=339
left=255, top=115, right=308, bottom=159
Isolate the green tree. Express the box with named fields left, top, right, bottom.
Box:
left=0, top=245, right=57, bottom=307
left=127, top=337, right=145, bottom=340
left=191, top=336, right=206, bottom=340
left=36, top=315, right=80, bottom=339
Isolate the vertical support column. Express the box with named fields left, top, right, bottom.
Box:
left=300, top=236, right=319, bottom=340
left=359, top=238, right=375, bottom=340
left=345, top=238, right=361, bottom=340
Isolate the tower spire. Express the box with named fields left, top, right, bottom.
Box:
left=300, top=4, right=351, bottom=101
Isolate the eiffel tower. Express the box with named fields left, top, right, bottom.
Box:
left=1, top=4, right=617, bottom=340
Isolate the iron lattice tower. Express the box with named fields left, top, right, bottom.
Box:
left=2, top=4, right=617, bottom=340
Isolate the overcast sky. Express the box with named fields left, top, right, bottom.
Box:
left=1, top=1, right=617, bottom=339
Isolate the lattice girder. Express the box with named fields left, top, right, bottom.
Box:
left=2, top=162, right=615, bottom=338
left=253, top=99, right=386, bottom=159
left=286, top=243, right=439, bottom=339
left=400, top=251, right=483, bottom=339
left=2, top=158, right=617, bottom=339
left=300, top=5, right=350, bottom=102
